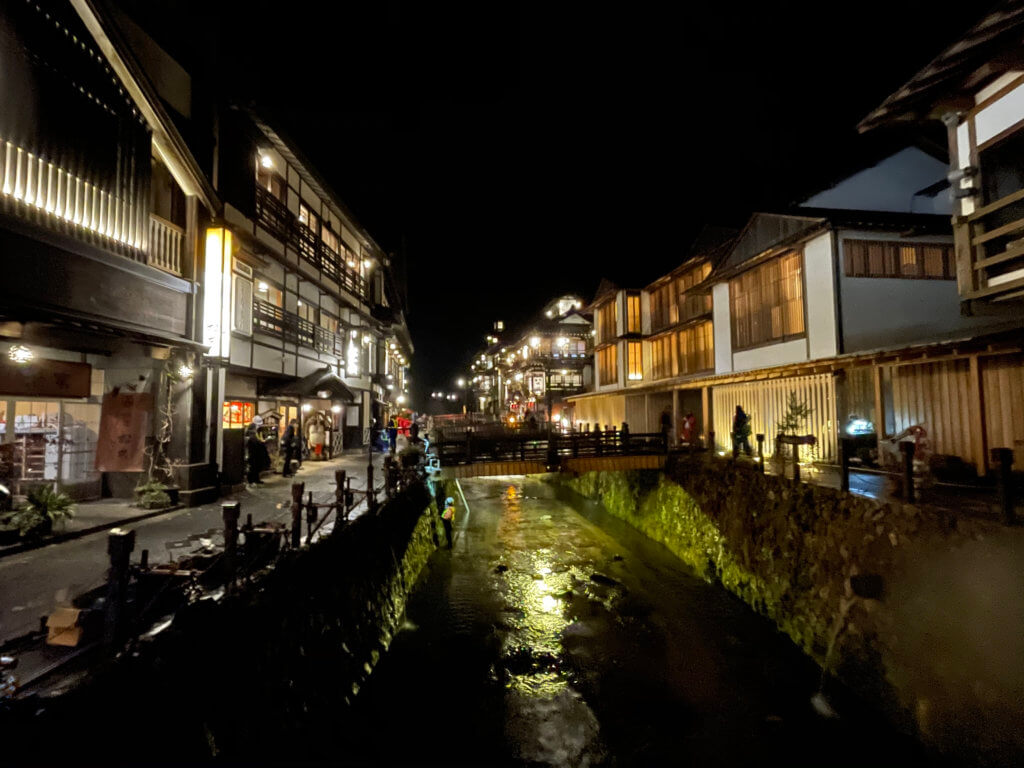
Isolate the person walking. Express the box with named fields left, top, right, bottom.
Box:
left=281, top=418, right=298, bottom=477
left=732, top=405, right=752, bottom=458
left=387, top=415, right=398, bottom=455
left=681, top=411, right=696, bottom=445
left=441, top=496, right=456, bottom=549
left=245, top=416, right=269, bottom=485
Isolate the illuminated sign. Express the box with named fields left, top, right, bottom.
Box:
left=203, top=228, right=234, bottom=357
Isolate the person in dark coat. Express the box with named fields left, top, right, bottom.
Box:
left=245, top=416, right=269, bottom=485
left=387, top=415, right=398, bottom=455
left=732, top=405, right=752, bottom=458
left=281, top=418, right=298, bottom=477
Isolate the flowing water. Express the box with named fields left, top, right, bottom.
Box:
left=333, top=476, right=950, bottom=767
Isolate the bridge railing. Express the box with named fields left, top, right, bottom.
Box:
left=429, top=429, right=668, bottom=466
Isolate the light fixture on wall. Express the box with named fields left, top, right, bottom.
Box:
left=317, top=389, right=331, bottom=399
left=257, top=281, right=269, bottom=292
left=178, top=364, right=194, bottom=380
left=301, top=403, right=312, bottom=413
left=331, top=405, right=341, bottom=414
left=8, top=344, right=33, bottom=364
left=259, top=153, right=274, bottom=169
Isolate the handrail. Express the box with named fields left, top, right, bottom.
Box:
left=147, top=213, right=183, bottom=275
left=967, top=186, right=1024, bottom=222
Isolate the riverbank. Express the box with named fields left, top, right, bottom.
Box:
left=556, top=460, right=1024, bottom=767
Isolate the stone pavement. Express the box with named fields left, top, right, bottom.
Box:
left=0, top=449, right=387, bottom=648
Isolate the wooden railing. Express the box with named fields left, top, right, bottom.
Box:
left=255, top=186, right=292, bottom=243
left=254, top=187, right=369, bottom=300
left=254, top=298, right=351, bottom=355
left=429, top=427, right=668, bottom=466
left=959, top=188, right=1024, bottom=300
left=148, top=214, right=183, bottom=275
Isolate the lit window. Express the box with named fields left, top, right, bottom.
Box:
left=627, top=342, right=643, bottom=380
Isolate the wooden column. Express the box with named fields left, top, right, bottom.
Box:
left=701, top=386, right=710, bottom=446
left=969, top=354, right=988, bottom=477
left=873, top=365, right=885, bottom=459
left=671, top=389, right=680, bottom=448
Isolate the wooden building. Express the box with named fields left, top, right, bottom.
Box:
left=0, top=0, right=217, bottom=501
left=571, top=147, right=1023, bottom=474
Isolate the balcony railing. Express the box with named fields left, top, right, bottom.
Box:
left=148, top=214, right=183, bottom=275
left=255, top=186, right=293, bottom=243
left=959, top=188, right=1024, bottom=301
left=254, top=298, right=352, bottom=356
left=254, top=187, right=369, bottom=300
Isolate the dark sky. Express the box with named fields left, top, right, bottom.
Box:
left=138, top=1, right=986, bottom=405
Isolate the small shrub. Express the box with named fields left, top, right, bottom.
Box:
left=138, top=489, right=172, bottom=509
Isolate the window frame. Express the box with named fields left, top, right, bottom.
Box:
left=843, top=239, right=956, bottom=280
left=256, top=164, right=287, bottom=202
left=625, top=293, right=642, bottom=335
left=597, top=344, right=618, bottom=385
left=729, top=251, right=806, bottom=352
left=627, top=341, right=643, bottom=381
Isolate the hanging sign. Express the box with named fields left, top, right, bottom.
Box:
left=0, top=359, right=91, bottom=398
left=95, top=392, right=153, bottom=472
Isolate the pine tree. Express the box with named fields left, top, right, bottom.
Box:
left=776, top=391, right=812, bottom=436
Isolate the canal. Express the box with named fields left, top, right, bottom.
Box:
left=333, top=475, right=950, bottom=767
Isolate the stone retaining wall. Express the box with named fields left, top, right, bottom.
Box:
left=7, top=482, right=445, bottom=764
left=560, top=461, right=1024, bottom=766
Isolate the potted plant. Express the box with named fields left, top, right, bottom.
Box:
left=12, top=486, right=75, bottom=539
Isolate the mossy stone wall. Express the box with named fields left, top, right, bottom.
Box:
left=562, top=462, right=1020, bottom=765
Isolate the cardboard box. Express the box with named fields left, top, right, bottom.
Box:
left=45, top=607, right=83, bottom=647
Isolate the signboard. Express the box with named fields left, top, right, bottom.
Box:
left=0, top=359, right=91, bottom=398
left=95, top=392, right=153, bottom=472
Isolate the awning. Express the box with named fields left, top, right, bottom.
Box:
left=261, top=366, right=357, bottom=402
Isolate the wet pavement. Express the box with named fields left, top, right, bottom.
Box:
left=334, top=475, right=955, bottom=767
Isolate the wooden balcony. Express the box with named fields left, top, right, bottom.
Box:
left=958, top=188, right=1024, bottom=302
left=147, top=214, right=183, bottom=275
left=253, top=298, right=345, bottom=355
left=254, top=187, right=368, bottom=301
left=255, top=186, right=293, bottom=243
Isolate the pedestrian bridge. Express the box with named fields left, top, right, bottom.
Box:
left=428, top=426, right=669, bottom=479
left=435, top=454, right=668, bottom=480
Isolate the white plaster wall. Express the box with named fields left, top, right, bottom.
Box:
left=732, top=338, right=806, bottom=372
left=803, top=232, right=838, bottom=360
left=975, top=83, right=1024, bottom=146
left=834, top=230, right=997, bottom=351
left=712, top=282, right=732, bottom=373
left=299, top=280, right=319, bottom=304
left=252, top=344, right=283, bottom=373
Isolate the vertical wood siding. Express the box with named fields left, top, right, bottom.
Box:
left=888, top=360, right=977, bottom=466
left=712, top=374, right=836, bottom=461
left=981, top=355, right=1024, bottom=470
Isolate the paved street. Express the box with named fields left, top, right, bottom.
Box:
left=0, top=450, right=386, bottom=646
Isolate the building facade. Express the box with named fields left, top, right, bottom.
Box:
left=213, top=109, right=412, bottom=484
left=467, top=296, right=592, bottom=425
left=0, top=1, right=412, bottom=503
left=571, top=147, right=1023, bottom=474
left=0, top=0, right=218, bottom=501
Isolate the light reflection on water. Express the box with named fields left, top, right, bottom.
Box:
left=494, top=480, right=606, bottom=765
left=497, top=482, right=572, bottom=696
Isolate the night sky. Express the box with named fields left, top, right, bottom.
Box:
left=135, top=1, right=986, bottom=405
